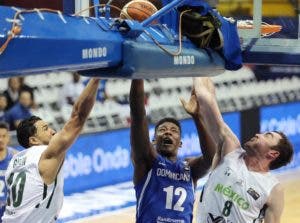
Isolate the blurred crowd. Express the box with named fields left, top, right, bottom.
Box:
left=0, top=73, right=111, bottom=132
left=0, top=77, right=35, bottom=131
left=0, top=73, right=150, bottom=132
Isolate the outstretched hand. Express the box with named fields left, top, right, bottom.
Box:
left=180, top=89, right=199, bottom=117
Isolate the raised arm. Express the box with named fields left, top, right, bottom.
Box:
left=130, top=80, right=156, bottom=185
left=193, top=77, right=240, bottom=161
left=264, top=184, right=284, bottom=223
left=180, top=90, right=216, bottom=182
left=39, top=78, right=100, bottom=184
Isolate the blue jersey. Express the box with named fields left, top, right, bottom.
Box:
left=135, top=155, right=195, bottom=223
left=0, top=147, right=14, bottom=220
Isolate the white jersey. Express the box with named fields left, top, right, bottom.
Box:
left=2, top=145, right=64, bottom=223
left=197, top=148, right=279, bottom=223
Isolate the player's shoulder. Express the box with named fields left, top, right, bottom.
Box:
left=266, top=182, right=284, bottom=206
left=7, top=146, right=19, bottom=156
left=271, top=182, right=284, bottom=194
left=28, top=145, right=48, bottom=152
left=13, top=145, right=48, bottom=162
left=11, top=147, right=27, bottom=158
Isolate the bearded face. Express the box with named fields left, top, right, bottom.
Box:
left=243, top=132, right=281, bottom=158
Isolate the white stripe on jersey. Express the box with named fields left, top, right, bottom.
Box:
left=137, top=169, right=152, bottom=217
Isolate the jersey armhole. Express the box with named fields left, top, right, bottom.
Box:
left=134, top=155, right=161, bottom=192
left=223, top=147, right=244, bottom=161
left=134, top=156, right=159, bottom=187
left=35, top=146, right=56, bottom=187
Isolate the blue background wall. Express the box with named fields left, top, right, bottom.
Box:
left=260, top=102, right=300, bottom=173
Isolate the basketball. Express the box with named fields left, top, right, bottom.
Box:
left=120, top=0, right=158, bottom=22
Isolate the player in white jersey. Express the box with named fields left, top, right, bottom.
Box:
left=193, top=77, right=294, bottom=223
left=2, top=78, right=100, bottom=223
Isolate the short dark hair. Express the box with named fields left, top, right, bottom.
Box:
left=154, top=117, right=181, bottom=135
left=269, top=131, right=294, bottom=170
left=18, top=89, right=31, bottom=97
left=17, top=116, right=41, bottom=148
left=0, top=122, right=9, bottom=131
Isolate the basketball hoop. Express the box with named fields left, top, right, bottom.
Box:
left=237, top=20, right=282, bottom=37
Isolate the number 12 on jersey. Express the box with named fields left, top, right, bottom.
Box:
left=163, top=186, right=187, bottom=212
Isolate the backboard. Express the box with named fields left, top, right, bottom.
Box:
left=219, top=0, right=300, bottom=66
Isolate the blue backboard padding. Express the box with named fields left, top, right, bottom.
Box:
left=0, top=5, right=227, bottom=78
left=0, top=6, right=122, bottom=76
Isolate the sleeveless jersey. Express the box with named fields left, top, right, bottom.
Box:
left=2, top=145, right=64, bottom=223
left=197, top=148, right=279, bottom=223
left=0, top=147, right=15, bottom=220
left=135, top=154, right=195, bottom=223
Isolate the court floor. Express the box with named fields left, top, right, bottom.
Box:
left=71, top=169, right=300, bottom=223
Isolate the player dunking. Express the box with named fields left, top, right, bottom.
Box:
left=130, top=80, right=216, bottom=223
left=193, top=77, right=294, bottom=223
left=2, top=78, right=100, bottom=223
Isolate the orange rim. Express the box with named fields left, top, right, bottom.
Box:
left=238, top=23, right=282, bottom=35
